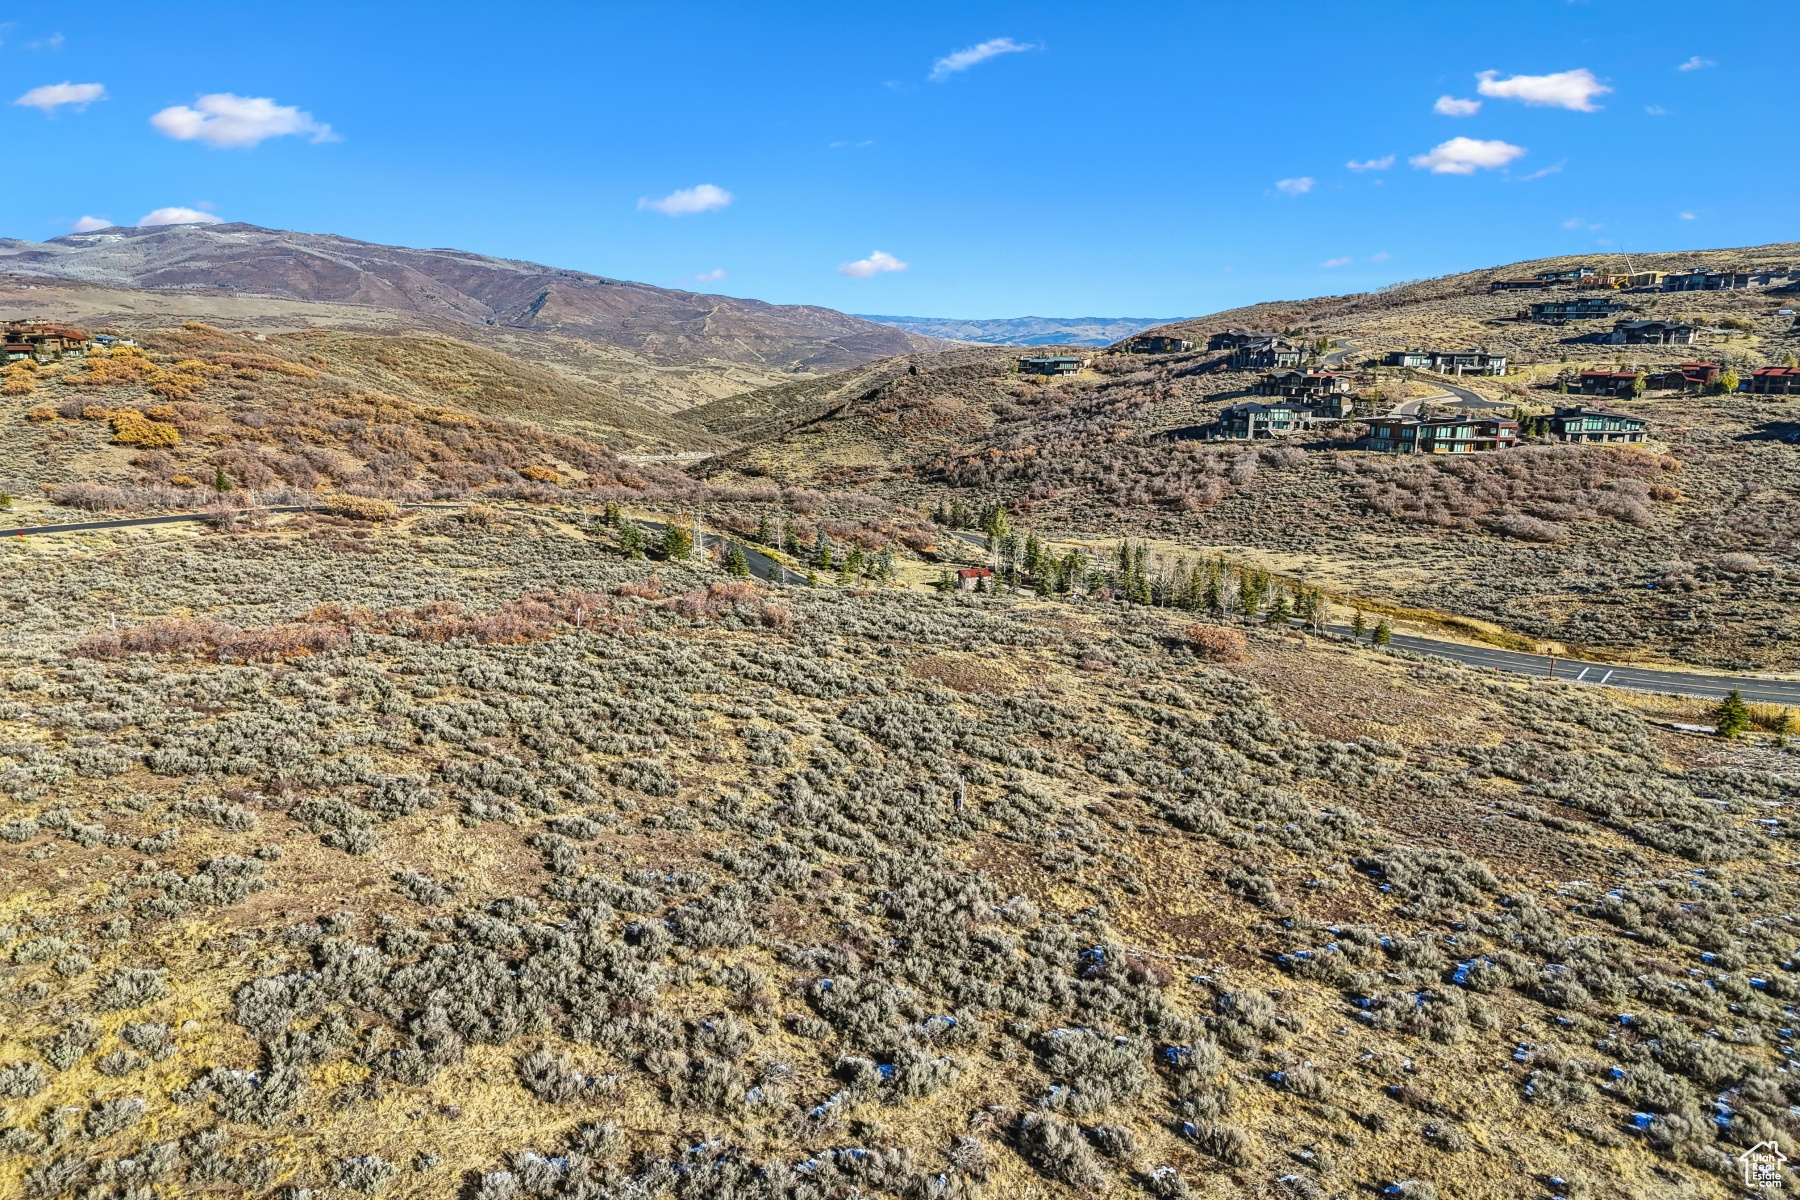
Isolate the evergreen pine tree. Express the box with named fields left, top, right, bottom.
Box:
left=1372, top=618, right=1391, bottom=645
left=812, top=531, right=831, bottom=569
left=755, top=512, right=773, bottom=544
left=661, top=523, right=692, bottom=561
left=214, top=465, right=231, bottom=492
left=1352, top=609, right=1367, bottom=638
left=619, top=522, right=646, bottom=558
left=724, top=544, right=750, bottom=577
left=1713, top=689, right=1752, bottom=738
left=603, top=502, right=621, bottom=527
left=1266, top=591, right=1292, bottom=624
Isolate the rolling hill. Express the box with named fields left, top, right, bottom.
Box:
left=0, top=224, right=947, bottom=412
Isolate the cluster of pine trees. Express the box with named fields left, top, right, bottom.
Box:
left=751, top=512, right=894, bottom=585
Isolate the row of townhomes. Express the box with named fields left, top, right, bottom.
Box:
left=1210, top=401, right=1651, bottom=451
left=1490, top=264, right=1798, bottom=293
left=3, top=321, right=95, bottom=363
left=1577, top=360, right=1800, bottom=396
left=1361, top=406, right=1650, bottom=452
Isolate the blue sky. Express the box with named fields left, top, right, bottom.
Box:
left=1, top=1, right=1792, bottom=319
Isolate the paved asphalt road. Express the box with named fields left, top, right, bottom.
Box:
left=942, top=531, right=1800, bottom=702
left=0, top=506, right=314, bottom=537
left=8, top=507, right=1795, bottom=704
left=1326, top=623, right=1800, bottom=705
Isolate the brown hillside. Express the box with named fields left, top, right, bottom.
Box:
left=0, top=224, right=950, bottom=413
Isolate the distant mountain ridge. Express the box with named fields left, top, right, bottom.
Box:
left=0, top=223, right=942, bottom=375
left=855, top=313, right=1182, bottom=347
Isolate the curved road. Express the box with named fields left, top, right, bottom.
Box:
left=936, top=530, right=1800, bottom=704
left=8, top=507, right=1796, bottom=704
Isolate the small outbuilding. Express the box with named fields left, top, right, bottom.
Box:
left=956, top=567, right=993, bottom=591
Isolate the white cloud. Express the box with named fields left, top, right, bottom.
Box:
left=693, top=268, right=727, bottom=282
left=929, top=37, right=1034, bottom=81
left=638, top=184, right=732, bottom=216
left=1409, top=137, right=1526, bottom=175
left=1274, top=176, right=1315, bottom=196
left=13, top=81, right=106, bottom=112
left=151, top=93, right=337, bottom=148
left=1346, top=155, right=1394, bottom=171
left=137, top=207, right=223, bottom=227
left=1369, top=252, right=1390, bottom=263
left=1677, top=55, right=1714, bottom=71
left=838, top=250, right=907, bottom=278
left=70, top=215, right=111, bottom=233
left=1679, top=211, right=1696, bottom=220
left=28, top=33, right=65, bottom=51
left=1433, top=95, right=1481, bottom=116
left=1645, top=105, right=1668, bottom=116
left=1321, top=256, right=1352, bottom=268
left=1516, top=161, right=1564, bottom=182
left=1476, top=68, right=1610, bottom=112
left=1561, top=217, right=1582, bottom=229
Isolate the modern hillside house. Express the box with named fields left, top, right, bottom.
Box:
left=1227, top=337, right=1303, bottom=370
left=1122, top=335, right=1193, bottom=354
left=1577, top=369, right=1646, bottom=398
left=2, top=321, right=92, bottom=362
left=1526, top=296, right=1630, bottom=324
left=1254, top=369, right=1353, bottom=401
left=1364, top=413, right=1519, bottom=454
left=1549, top=407, right=1649, bottom=443
left=1610, top=319, right=1705, bottom=345
left=1383, top=349, right=1507, bottom=374
left=1750, top=366, right=1800, bottom=394
left=1206, top=329, right=1273, bottom=351
left=1212, top=399, right=1338, bottom=439
left=1662, top=269, right=1798, bottom=291
left=1016, top=355, right=1084, bottom=375
left=1535, top=267, right=1596, bottom=282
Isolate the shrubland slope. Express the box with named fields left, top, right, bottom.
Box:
left=0, top=511, right=1792, bottom=1200
left=0, top=322, right=734, bottom=503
